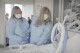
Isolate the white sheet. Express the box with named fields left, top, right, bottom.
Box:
left=0, top=44, right=56, bottom=53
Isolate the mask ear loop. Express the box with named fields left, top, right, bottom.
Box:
left=51, top=23, right=68, bottom=53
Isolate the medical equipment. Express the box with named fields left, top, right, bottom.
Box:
left=63, top=13, right=78, bottom=24
left=62, top=13, right=80, bottom=53
left=51, top=23, right=67, bottom=53
left=63, top=13, right=80, bottom=32
left=67, top=20, right=80, bottom=31
left=64, top=9, right=76, bottom=16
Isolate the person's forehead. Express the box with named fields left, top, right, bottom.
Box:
left=15, top=9, right=21, bottom=14
left=45, top=10, right=49, bottom=14
left=17, top=9, right=21, bottom=12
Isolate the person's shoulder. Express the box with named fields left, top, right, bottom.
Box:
left=7, top=18, right=16, bottom=26
left=8, top=18, right=16, bottom=23
left=47, top=21, right=53, bottom=27
left=32, top=16, right=39, bottom=24
left=21, top=17, right=29, bottom=25
left=22, top=17, right=27, bottom=21
left=48, top=21, right=53, bottom=25
left=32, top=16, right=38, bottom=21
left=22, top=17, right=26, bottom=19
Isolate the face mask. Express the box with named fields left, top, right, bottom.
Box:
left=15, top=14, right=22, bottom=19
left=44, top=14, right=48, bottom=20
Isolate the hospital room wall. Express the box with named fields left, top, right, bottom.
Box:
left=0, top=0, right=6, bottom=47
left=53, top=0, right=64, bottom=24
left=53, top=0, right=59, bottom=25
left=4, top=0, right=34, bottom=4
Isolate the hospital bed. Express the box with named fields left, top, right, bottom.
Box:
left=1, top=14, right=80, bottom=53
left=63, top=13, right=80, bottom=37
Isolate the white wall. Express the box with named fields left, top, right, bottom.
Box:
left=58, top=0, right=64, bottom=22
left=0, top=0, right=6, bottom=46
left=4, top=0, right=33, bottom=4
left=22, top=4, right=33, bottom=20
left=53, top=0, right=59, bottom=25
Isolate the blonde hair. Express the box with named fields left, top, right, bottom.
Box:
left=11, top=6, right=22, bottom=18
left=35, top=7, right=51, bottom=27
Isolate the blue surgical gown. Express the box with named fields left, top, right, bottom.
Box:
left=30, top=17, right=53, bottom=45
left=6, top=17, right=30, bottom=45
